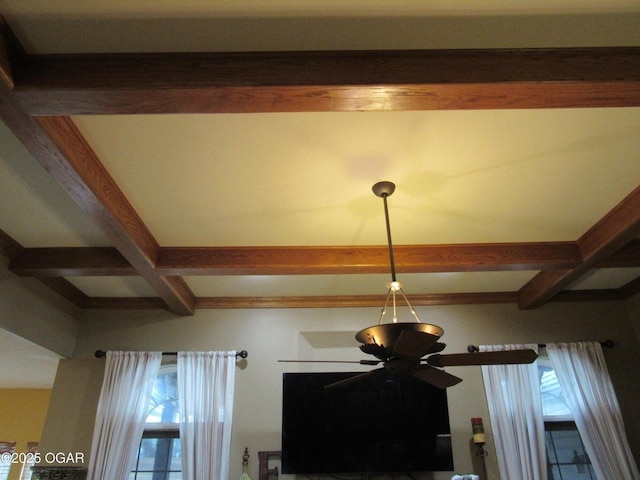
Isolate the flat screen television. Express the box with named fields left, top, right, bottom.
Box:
left=281, top=371, right=454, bottom=475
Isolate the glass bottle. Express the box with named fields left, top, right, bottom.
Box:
left=239, top=447, right=252, bottom=480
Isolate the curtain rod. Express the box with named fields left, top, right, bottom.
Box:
left=467, top=340, right=613, bottom=353
left=94, top=350, right=248, bottom=359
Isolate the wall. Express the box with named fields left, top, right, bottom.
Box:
left=0, top=257, right=80, bottom=358
left=38, top=301, right=640, bottom=480
left=0, top=389, right=51, bottom=480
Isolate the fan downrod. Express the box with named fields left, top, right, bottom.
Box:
left=372, top=181, right=395, bottom=198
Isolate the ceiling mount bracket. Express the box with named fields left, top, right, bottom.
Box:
left=372, top=181, right=396, bottom=198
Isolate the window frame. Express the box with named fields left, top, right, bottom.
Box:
left=19, top=442, right=39, bottom=480
left=0, top=441, right=16, bottom=480
left=538, top=356, right=595, bottom=479
left=130, top=363, right=182, bottom=480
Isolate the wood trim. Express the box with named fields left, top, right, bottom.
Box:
left=195, top=292, right=519, bottom=309
left=0, top=228, right=24, bottom=259
left=0, top=230, right=87, bottom=308
left=84, top=296, right=170, bottom=310
left=77, top=293, right=514, bottom=310
left=552, top=289, right=626, bottom=302
left=36, top=276, right=90, bottom=308
left=13, top=48, right=640, bottom=115
left=9, top=247, right=134, bottom=276
left=518, top=185, right=640, bottom=309
left=596, top=239, right=640, bottom=267
left=618, top=276, right=640, bottom=299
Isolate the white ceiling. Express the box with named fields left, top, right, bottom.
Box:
left=1, top=1, right=640, bottom=386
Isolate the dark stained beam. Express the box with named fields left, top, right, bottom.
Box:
left=518, top=185, right=640, bottom=309
left=0, top=83, right=195, bottom=313
left=0, top=228, right=23, bottom=259
left=596, top=239, right=640, bottom=267
left=195, top=292, right=520, bottom=309
left=12, top=48, right=640, bottom=115
left=0, top=229, right=90, bottom=308
left=84, top=296, right=170, bottom=310
left=156, top=243, right=580, bottom=275
left=84, top=289, right=623, bottom=310
left=9, top=247, right=134, bottom=276
left=618, top=276, right=640, bottom=299
left=36, top=276, right=90, bottom=308
left=33, top=116, right=195, bottom=315
left=9, top=243, right=580, bottom=277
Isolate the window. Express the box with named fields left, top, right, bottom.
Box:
left=130, top=364, right=182, bottom=480
left=539, top=359, right=595, bottom=480
left=19, top=442, right=39, bottom=480
left=0, top=442, right=16, bottom=480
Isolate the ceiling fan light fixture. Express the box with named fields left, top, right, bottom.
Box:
left=354, top=181, right=445, bottom=357
left=287, top=181, right=539, bottom=388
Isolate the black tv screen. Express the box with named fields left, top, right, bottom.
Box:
left=281, top=371, right=454, bottom=474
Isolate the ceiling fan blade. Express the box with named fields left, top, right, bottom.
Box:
left=427, top=349, right=538, bottom=367
left=412, top=365, right=463, bottom=389
left=392, top=329, right=441, bottom=359
left=278, top=359, right=380, bottom=365
left=324, top=369, right=383, bottom=389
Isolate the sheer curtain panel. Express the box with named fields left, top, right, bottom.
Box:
left=178, top=351, right=236, bottom=480
left=87, top=351, right=162, bottom=480
left=480, top=344, right=546, bottom=480
left=547, top=342, right=640, bottom=480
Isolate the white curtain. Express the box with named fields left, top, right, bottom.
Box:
left=547, top=342, right=640, bottom=480
left=87, top=351, right=161, bottom=480
left=480, top=344, right=546, bottom=480
left=178, top=351, right=236, bottom=480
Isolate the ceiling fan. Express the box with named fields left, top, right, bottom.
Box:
left=280, top=181, right=538, bottom=389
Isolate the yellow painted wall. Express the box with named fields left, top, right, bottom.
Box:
left=0, top=389, right=51, bottom=480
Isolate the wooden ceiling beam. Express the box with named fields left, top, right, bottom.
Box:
left=0, top=228, right=23, bottom=259
left=32, top=116, right=196, bottom=315
left=36, top=276, right=91, bottom=308
left=8, top=242, right=581, bottom=277
left=10, top=240, right=640, bottom=279
left=0, top=89, right=195, bottom=314
left=12, top=47, right=640, bottom=115
left=157, top=243, right=581, bottom=275
left=618, top=276, right=640, bottom=299
left=75, top=289, right=625, bottom=310
left=9, top=247, right=135, bottom=276
left=595, top=239, right=640, bottom=267
left=518, top=185, right=640, bottom=309
left=0, top=229, right=90, bottom=308
left=0, top=22, right=195, bottom=314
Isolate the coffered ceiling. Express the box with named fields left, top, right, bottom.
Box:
left=1, top=1, right=640, bottom=317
